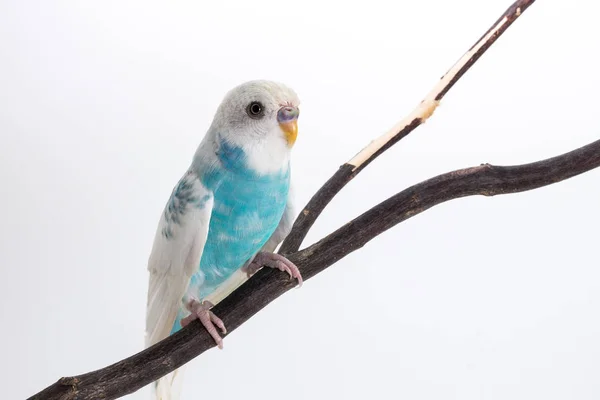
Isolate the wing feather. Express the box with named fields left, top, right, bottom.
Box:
left=145, top=171, right=213, bottom=347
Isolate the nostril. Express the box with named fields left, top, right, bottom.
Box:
left=278, top=106, right=298, bottom=122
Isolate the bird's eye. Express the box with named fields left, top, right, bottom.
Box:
left=246, top=101, right=264, bottom=119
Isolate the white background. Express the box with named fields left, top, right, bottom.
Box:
left=1, top=1, right=599, bottom=399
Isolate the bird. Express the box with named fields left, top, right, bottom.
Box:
left=145, top=80, right=303, bottom=400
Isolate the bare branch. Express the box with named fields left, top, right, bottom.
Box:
left=26, top=0, right=552, bottom=398
left=30, top=138, right=600, bottom=399
left=280, top=0, right=536, bottom=255
left=299, top=138, right=600, bottom=277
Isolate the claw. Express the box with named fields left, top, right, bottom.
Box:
left=180, top=299, right=226, bottom=349
left=210, top=311, right=227, bottom=334
left=242, top=252, right=303, bottom=287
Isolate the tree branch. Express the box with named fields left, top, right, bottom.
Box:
left=31, top=137, right=600, bottom=400
left=280, top=0, right=536, bottom=255
left=26, top=0, right=552, bottom=399
left=299, top=138, right=600, bottom=277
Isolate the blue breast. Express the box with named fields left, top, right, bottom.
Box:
left=170, top=139, right=289, bottom=334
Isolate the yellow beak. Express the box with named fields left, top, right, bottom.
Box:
left=279, top=120, right=298, bottom=147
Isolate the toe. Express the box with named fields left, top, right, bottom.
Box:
left=198, top=309, right=224, bottom=349
left=252, top=252, right=303, bottom=287
left=210, top=311, right=227, bottom=334
left=201, top=300, right=215, bottom=309
left=180, top=313, right=196, bottom=327
left=293, top=271, right=303, bottom=287
left=278, top=259, right=303, bottom=287
left=243, top=262, right=261, bottom=278
left=275, top=260, right=293, bottom=278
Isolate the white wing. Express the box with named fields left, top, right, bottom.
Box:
left=203, top=183, right=296, bottom=305
left=145, top=170, right=213, bottom=347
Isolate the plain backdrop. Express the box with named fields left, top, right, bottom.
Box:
left=1, top=1, right=599, bottom=399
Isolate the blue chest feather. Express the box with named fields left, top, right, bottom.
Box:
left=169, top=140, right=289, bottom=334
left=191, top=140, right=290, bottom=299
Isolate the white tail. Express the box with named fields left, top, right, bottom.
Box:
left=152, top=366, right=186, bottom=400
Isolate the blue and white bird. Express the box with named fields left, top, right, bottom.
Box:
left=145, top=80, right=302, bottom=400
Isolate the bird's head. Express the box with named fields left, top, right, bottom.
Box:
left=208, top=80, right=300, bottom=174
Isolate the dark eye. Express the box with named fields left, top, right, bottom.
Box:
left=246, top=101, right=264, bottom=119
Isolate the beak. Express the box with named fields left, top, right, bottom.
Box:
left=277, top=106, right=299, bottom=147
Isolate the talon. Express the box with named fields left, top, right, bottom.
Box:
left=242, top=261, right=262, bottom=278
left=210, top=311, right=227, bottom=334
left=180, top=299, right=226, bottom=349
left=246, top=252, right=303, bottom=287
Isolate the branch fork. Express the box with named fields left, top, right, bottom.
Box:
left=29, top=2, right=600, bottom=399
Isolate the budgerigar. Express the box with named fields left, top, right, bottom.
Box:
left=145, top=80, right=303, bottom=400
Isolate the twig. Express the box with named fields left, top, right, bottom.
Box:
left=28, top=0, right=544, bottom=398
left=279, top=0, right=536, bottom=255
left=30, top=137, right=600, bottom=400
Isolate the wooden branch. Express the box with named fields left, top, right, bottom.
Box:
left=31, top=137, right=600, bottom=400
left=279, top=0, right=536, bottom=255
left=300, top=138, right=600, bottom=277
left=27, top=1, right=546, bottom=399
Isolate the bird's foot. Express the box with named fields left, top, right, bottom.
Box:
left=180, top=299, right=226, bottom=349
left=242, top=252, right=303, bottom=287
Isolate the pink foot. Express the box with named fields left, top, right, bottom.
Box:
left=242, top=252, right=303, bottom=287
left=180, top=299, right=227, bottom=349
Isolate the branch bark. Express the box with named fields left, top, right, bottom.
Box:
left=26, top=0, right=563, bottom=399
left=279, top=0, right=536, bottom=255
left=31, top=138, right=600, bottom=400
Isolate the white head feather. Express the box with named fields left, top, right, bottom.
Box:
left=204, top=80, right=300, bottom=175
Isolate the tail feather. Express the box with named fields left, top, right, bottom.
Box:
left=152, top=366, right=186, bottom=400
left=146, top=312, right=187, bottom=400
